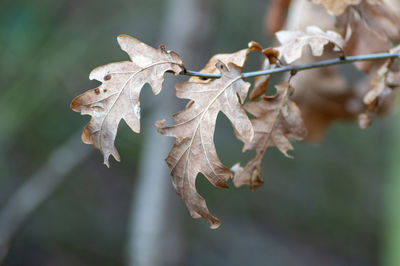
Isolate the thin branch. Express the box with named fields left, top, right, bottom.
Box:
left=183, top=69, right=220, bottom=79
left=181, top=52, right=400, bottom=79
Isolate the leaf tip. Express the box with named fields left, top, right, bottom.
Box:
left=231, top=163, right=243, bottom=175
left=263, top=48, right=280, bottom=64
left=155, top=119, right=166, bottom=134
left=81, top=126, right=92, bottom=144
left=117, top=34, right=131, bottom=44
left=358, top=113, right=372, bottom=129
left=70, top=96, right=81, bottom=112
left=216, top=181, right=229, bottom=189
left=103, top=150, right=121, bottom=168
left=103, top=154, right=111, bottom=168
left=248, top=41, right=263, bottom=52
left=284, top=152, right=294, bottom=159
left=210, top=221, right=221, bottom=230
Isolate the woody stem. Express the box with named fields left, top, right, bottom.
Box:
left=181, top=52, right=400, bottom=79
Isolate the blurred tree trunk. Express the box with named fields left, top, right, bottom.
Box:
left=0, top=133, right=92, bottom=264
left=126, top=0, right=214, bottom=266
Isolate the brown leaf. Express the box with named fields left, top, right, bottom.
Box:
left=275, top=26, right=344, bottom=64
left=249, top=59, right=271, bottom=101
left=387, top=71, right=400, bottom=87
left=189, top=41, right=268, bottom=101
left=356, top=0, right=400, bottom=42
left=275, top=0, right=397, bottom=140
left=291, top=65, right=357, bottom=141
left=358, top=45, right=400, bottom=128
left=71, top=35, right=183, bottom=167
left=363, top=60, right=392, bottom=106
left=265, top=0, right=292, bottom=34
left=233, top=82, right=307, bottom=190
left=249, top=48, right=280, bottom=101
left=337, top=1, right=399, bottom=72
left=271, top=2, right=354, bottom=141
left=310, top=0, right=362, bottom=15
left=156, top=61, right=253, bottom=228
left=189, top=41, right=263, bottom=83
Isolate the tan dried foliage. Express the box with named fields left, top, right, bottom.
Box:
left=338, top=0, right=400, bottom=72
left=249, top=48, right=280, bottom=101
left=272, top=0, right=399, bottom=140
left=71, top=35, right=183, bottom=166
left=265, top=0, right=293, bottom=34
left=310, top=0, right=382, bottom=15
left=156, top=62, right=253, bottom=229
left=69, top=0, right=400, bottom=228
left=271, top=22, right=354, bottom=141
left=363, top=61, right=393, bottom=107
left=310, top=0, right=362, bottom=15
left=275, top=25, right=344, bottom=64
left=292, top=65, right=357, bottom=141
left=232, top=82, right=307, bottom=190
left=387, top=71, right=400, bottom=87
left=358, top=45, right=400, bottom=128
left=357, top=0, right=400, bottom=42
left=189, top=41, right=263, bottom=83
left=250, top=59, right=272, bottom=101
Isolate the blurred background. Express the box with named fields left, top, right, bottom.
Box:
left=0, top=0, right=399, bottom=265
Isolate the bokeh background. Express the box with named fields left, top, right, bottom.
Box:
left=1, top=0, right=400, bottom=265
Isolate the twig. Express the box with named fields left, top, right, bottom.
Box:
left=181, top=52, right=400, bottom=79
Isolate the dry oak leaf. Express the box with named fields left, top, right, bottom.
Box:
left=265, top=0, right=293, bottom=34
left=310, top=0, right=361, bottom=15
left=291, top=65, right=356, bottom=141
left=190, top=42, right=275, bottom=101
left=233, top=82, right=307, bottom=191
left=363, top=60, right=393, bottom=107
left=338, top=0, right=400, bottom=72
left=358, top=45, right=400, bottom=128
left=364, top=44, right=400, bottom=104
left=71, top=35, right=183, bottom=167
left=387, top=71, right=400, bottom=88
left=249, top=48, right=281, bottom=101
left=310, top=0, right=380, bottom=15
left=156, top=61, right=253, bottom=229
left=275, top=25, right=344, bottom=64
left=189, top=41, right=263, bottom=83
left=356, top=0, right=400, bottom=42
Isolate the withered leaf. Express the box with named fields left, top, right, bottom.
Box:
left=291, top=65, right=356, bottom=141
left=310, top=0, right=362, bottom=15
left=310, top=0, right=382, bottom=15
left=363, top=60, right=393, bottom=107
left=265, top=0, right=293, bottom=34
left=189, top=41, right=263, bottom=83
left=338, top=1, right=400, bottom=72
left=275, top=26, right=344, bottom=64
left=358, top=45, right=400, bottom=128
left=273, top=0, right=356, bottom=141
left=357, top=0, right=400, bottom=42
left=250, top=59, right=272, bottom=101
left=275, top=0, right=398, bottom=141
left=156, top=61, right=253, bottom=228
left=249, top=48, right=280, bottom=101
left=233, top=82, right=307, bottom=190
left=71, top=35, right=183, bottom=167
left=387, top=71, right=400, bottom=88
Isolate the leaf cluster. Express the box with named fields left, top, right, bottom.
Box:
left=71, top=0, right=400, bottom=228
